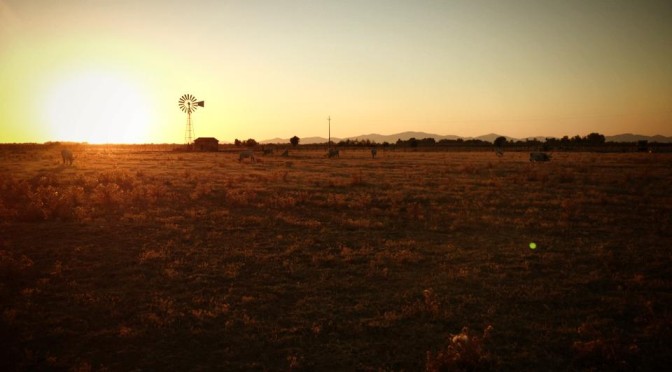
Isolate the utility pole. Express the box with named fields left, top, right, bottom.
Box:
left=328, top=115, right=331, bottom=150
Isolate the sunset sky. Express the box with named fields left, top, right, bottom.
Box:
left=1, top=0, right=670, bottom=144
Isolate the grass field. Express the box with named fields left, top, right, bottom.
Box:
left=1, top=145, right=671, bottom=370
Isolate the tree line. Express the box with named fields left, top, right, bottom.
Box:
left=233, top=132, right=670, bottom=152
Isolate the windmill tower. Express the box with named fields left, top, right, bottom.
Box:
left=178, top=94, right=204, bottom=148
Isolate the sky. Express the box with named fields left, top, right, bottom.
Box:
left=1, top=0, right=670, bottom=144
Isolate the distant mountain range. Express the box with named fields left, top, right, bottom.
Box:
left=261, top=132, right=672, bottom=145
left=604, top=133, right=672, bottom=143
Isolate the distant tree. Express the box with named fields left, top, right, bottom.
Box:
left=290, top=136, right=300, bottom=147
left=420, top=138, right=436, bottom=146
left=234, top=139, right=242, bottom=147
left=637, top=140, right=649, bottom=152
left=244, top=138, right=258, bottom=147
left=409, top=137, right=418, bottom=148
left=571, top=135, right=583, bottom=144
left=586, top=132, right=605, bottom=145
left=494, top=136, right=506, bottom=156
left=544, top=137, right=560, bottom=151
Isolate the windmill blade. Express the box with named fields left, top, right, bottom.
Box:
left=178, top=94, right=203, bottom=114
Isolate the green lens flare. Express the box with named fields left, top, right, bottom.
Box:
left=529, top=242, right=537, bottom=249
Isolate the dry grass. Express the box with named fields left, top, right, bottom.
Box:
left=1, top=145, right=671, bottom=370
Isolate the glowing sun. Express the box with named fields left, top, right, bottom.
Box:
left=42, top=69, right=155, bottom=143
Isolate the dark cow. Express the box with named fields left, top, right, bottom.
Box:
left=529, top=152, right=551, bottom=162
left=327, top=148, right=339, bottom=158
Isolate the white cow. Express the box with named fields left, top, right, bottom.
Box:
left=61, top=149, right=74, bottom=165
left=239, top=150, right=256, bottom=162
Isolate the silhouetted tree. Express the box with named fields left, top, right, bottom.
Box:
left=244, top=138, right=258, bottom=147
left=544, top=137, right=559, bottom=151
left=290, top=136, right=300, bottom=147
left=409, top=138, right=418, bottom=148
left=586, top=132, right=605, bottom=145
left=494, top=136, right=506, bottom=155
left=637, top=140, right=649, bottom=152
left=572, top=135, right=583, bottom=144
left=419, top=138, right=436, bottom=146
left=234, top=139, right=242, bottom=147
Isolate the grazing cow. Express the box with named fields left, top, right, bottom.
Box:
left=61, top=149, right=74, bottom=165
left=371, top=148, right=377, bottom=158
left=239, top=150, right=256, bottom=162
left=327, top=148, right=339, bottom=158
left=529, top=152, right=551, bottom=162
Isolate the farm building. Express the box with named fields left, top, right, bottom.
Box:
left=194, top=137, right=219, bottom=151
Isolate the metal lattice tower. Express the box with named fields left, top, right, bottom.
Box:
left=185, top=111, right=194, bottom=146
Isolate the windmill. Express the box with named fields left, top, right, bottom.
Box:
left=178, top=94, right=204, bottom=148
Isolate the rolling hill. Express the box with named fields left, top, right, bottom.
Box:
left=261, top=132, right=672, bottom=145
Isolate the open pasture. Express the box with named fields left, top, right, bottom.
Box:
left=1, top=145, right=671, bottom=370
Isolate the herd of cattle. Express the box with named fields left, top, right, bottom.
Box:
left=59, top=147, right=553, bottom=165
left=236, top=147, right=552, bottom=162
